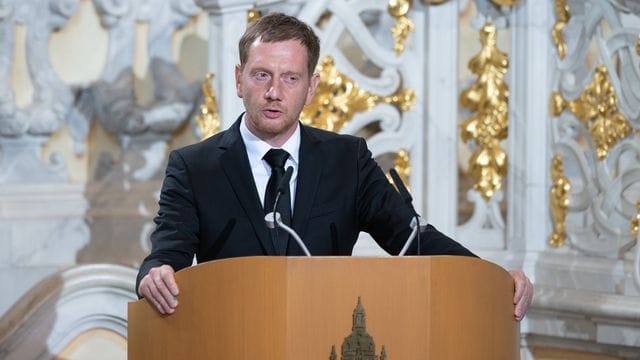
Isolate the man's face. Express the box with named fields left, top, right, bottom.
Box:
left=236, top=39, right=319, bottom=146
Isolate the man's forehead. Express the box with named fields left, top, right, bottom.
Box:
left=250, top=37, right=305, bottom=49
left=245, top=39, right=309, bottom=63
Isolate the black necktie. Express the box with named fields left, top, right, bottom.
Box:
left=263, top=148, right=291, bottom=255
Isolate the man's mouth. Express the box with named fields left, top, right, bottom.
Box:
left=263, top=109, right=283, bottom=118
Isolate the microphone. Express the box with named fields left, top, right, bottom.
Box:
left=389, top=168, right=426, bottom=256
left=389, top=167, right=412, bottom=205
left=264, top=166, right=311, bottom=256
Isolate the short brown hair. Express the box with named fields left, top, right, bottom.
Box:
left=238, top=12, right=320, bottom=76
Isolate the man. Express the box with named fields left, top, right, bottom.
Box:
left=137, top=12, right=533, bottom=320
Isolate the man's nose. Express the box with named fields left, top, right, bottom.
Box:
left=265, top=80, right=282, bottom=100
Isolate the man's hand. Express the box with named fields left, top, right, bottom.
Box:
left=138, top=265, right=180, bottom=315
left=509, top=270, right=533, bottom=321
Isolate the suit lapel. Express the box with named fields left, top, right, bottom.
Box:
left=292, top=125, right=323, bottom=243
left=220, top=117, right=276, bottom=255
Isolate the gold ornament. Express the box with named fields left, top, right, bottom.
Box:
left=549, top=155, right=571, bottom=247
left=459, top=21, right=509, bottom=202
left=551, top=65, right=632, bottom=160
left=552, top=0, right=570, bottom=60
left=636, top=33, right=640, bottom=56
left=301, top=56, right=416, bottom=132
left=247, top=8, right=262, bottom=23
left=388, top=0, right=415, bottom=55
left=490, top=0, right=521, bottom=6
left=632, top=200, right=640, bottom=237
left=387, top=149, right=411, bottom=191
left=388, top=0, right=411, bottom=16
left=195, top=73, right=220, bottom=141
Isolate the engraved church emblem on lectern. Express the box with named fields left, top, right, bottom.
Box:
left=329, top=297, right=388, bottom=360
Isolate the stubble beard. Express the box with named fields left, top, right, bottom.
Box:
left=246, top=111, right=297, bottom=144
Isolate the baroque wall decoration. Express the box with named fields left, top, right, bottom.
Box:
left=0, top=0, right=81, bottom=183
left=459, top=21, right=509, bottom=202
left=388, top=0, right=415, bottom=55
left=195, top=73, right=221, bottom=140
left=549, top=155, right=571, bottom=247
left=77, top=0, right=204, bottom=268
left=632, top=200, right=640, bottom=236
left=88, top=0, right=200, bottom=141
left=301, top=56, right=415, bottom=133
left=552, top=0, right=570, bottom=60
left=393, top=149, right=411, bottom=189
left=550, top=0, right=640, bottom=260
left=551, top=64, right=632, bottom=160
left=247, top=8, right=262, bottom=23
left=490, top=0, right=521, bottom=6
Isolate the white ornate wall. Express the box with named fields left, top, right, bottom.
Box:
left=526, top=1, right=640, bottom=358
left=1, top=0, right=639, bottom=359
left=0, top=0, right=207, bottom=357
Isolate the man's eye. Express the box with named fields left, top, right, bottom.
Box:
left=254, top=72, right=269, bottom=80
left=284, top=75, right=299, bottom=84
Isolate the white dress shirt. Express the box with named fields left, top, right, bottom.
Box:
left=239, top=116, right=300, bottom=213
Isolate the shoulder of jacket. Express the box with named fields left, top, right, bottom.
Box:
left=302, top=124, right=363, bottom=144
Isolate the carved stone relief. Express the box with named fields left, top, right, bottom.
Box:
left=297, top=0, right=423, bottom=199
left=0, top=0, right=80, bottom=184
left=551, top=0, right=640, bottom=262
left=77, top=0, right=202, bottom=267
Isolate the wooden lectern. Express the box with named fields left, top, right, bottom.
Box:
left=128, top=256, right=519, bottom=359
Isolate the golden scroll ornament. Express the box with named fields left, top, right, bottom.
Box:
left=301, top=56, right=415, bottom=133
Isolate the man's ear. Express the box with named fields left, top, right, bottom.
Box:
left=235, top=64, right=243, bottom=98
left=305, top=72, right=320, bottom=105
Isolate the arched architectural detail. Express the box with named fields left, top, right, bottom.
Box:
left=0, top=264, right=137, bottom=359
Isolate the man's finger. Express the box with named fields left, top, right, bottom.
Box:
left=144, top=284, right=166, bottom=315
left=510, top=271, right=525, bottom=304
left=140, top=267, right=179, bottom=315
left=140, top=279, right=166, bottom=315
left=159, top=265, right=180, bottom=297
left=147, top=279, right=174, bottom=314
left=153, top=273, right=178, bottom=308
left=509, top=270, right=533, bottom=321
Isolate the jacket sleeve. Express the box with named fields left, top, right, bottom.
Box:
left=354, top=138, right=476, bottom=257
left=136, top=150, right=200, bottom=295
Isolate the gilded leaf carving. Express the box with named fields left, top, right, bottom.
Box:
left=552, top=0, right=570, bottom=59
left=459, top=21, right=509, bottom=202
left=551, top=65, right=632, bottom=160
left=388, top=0, right=415, bottom=55
left=195, top=73, right=220, bottom=140
left=549, top=155, right=571, bottom=248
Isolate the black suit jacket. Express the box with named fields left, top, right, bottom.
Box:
left=137, top=115, right=474, bottom=289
